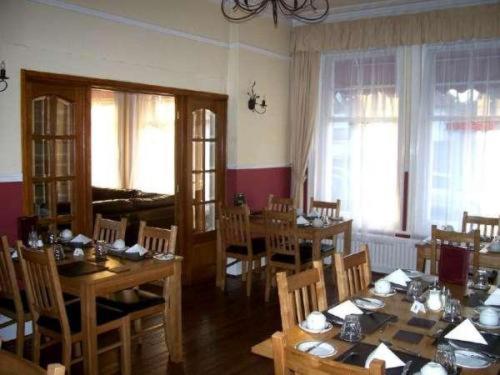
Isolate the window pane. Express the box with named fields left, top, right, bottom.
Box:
left=55, top=98, right=74, bottom=135
left=33, top=182, right=52, bottom=218
left=204, top=202, right=215, bottom=231
left=204, top=172, right=215, bottom=201
left=32, top=96, right=50, bottom=135
left=55, top=140, right=74, bottom=177
left=205, top=110, right=216, bottom=138
left=205, top=141, right=215, bottom=170
left=56, top=180, right=72, bottom=215
left=192, top=141, right=204, bottom=171
left=192, top=109, right=204, bottom=138
left=32, top=140, right=51, bottom=178
left=192, top=173, right=203, bottom=201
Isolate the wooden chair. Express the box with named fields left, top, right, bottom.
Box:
left=92, top=214, right=127, bottom=243
left=462, top=211, right=499, bottom=241
left=264, top=210, right=313, bottom=302
left=268, top=194, right=295, bottom=212
left=17, top=244, right=131, bottom=374
left=97, top=221, right=176, bottom=354
left=272, top=331, right=385, bottom=375
left=276, top=261, right=327, bottom=333
left=0, top=235, right=31, bottom=357
left=431, top=225, right=480, bottom=276
left=0, top=349, right=65, bottom=375
left=218, top=204, right=266, bottom=296
left=334, top=245, right=372, bottom=302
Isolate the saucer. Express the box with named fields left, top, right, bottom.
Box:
left=295, top=341, right=336, bottom=358
left=455, top=350, right=492, bottom=369
left=353, top=297, right=385, bottom=310
left=369, top=288, right=396, bottom=297
left=153, top=253, right=175, bottom=261
left=299, top=321, right=333, bottom=334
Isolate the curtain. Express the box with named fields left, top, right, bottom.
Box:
left=290, top=51, right=320, bottom=207
left=410, top=40, right=500, bottom=236
left=91, top=89, right=176, bottom=195
left=311, top=49, right=401, bottom=234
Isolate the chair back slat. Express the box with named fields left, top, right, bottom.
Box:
left=219, top=204, right=251, bottom=248
left=93, top=214, right=127, bottom=243
left=17, top=243, right=70, bottom=334
left=276, top=261, right=327, bottom=333
left=138, top=221, right=177, bottom=254
left=264, top=210, right=299, bottom=258
left=335, top=246, right=372, bottom=302
left=462, top=211, right=499, bottom=240
left=268, top=195, right=295, bottom=213
left=272, top=331, right=385, bottom=375
left=0, top=236, right=23, bottom=313
left=309, top=198, right=341, bottom=218
left=431, top=225, right=480, bottom=275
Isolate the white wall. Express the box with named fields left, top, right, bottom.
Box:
left=0, top=0, right=290, bottom=179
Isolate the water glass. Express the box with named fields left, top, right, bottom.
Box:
left=435, top=343, right=457, bottom=374
left=442, top=298, right=462, bottom=323
left=94, top=240, right=107, bottom=262
left=473, top=269, right=489, bottom=290
left=28, top=230, right=38, bottom=248
left=340, top=314, right=362, bottom=342
left=406, top=280, right=424, bottom=302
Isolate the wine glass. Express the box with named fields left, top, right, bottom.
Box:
left=340, top=314, right=362, bottom=342
left=442, top=299, right=462, bottom=323
left=28, top=230, right=38, bottom=248
left=406, top=280, right=424, bottom=302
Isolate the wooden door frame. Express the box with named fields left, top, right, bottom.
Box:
left=21, top=71, right=228, bottom=277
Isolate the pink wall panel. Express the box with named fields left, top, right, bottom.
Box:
left=0, top=182, right=23, bottom=244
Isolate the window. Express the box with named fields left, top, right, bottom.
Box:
left=311, top=50, right=401, bottom=234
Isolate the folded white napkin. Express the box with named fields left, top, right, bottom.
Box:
left=73, top=248, right=84, bottom=257
left=365, top=343, right=405, bottom=369
left=296, top=216, right=309, bottom=225
left=70, top=234, right=92, bottom=245
left=485, top=288, right=500, bottom=306
left=384, top=269, right=411, bottom=287
left=444, top=319, right=487, bottom=345
left=327, top=300, right=363, bottom=320
left=126, top=244, right=148, bottom=256
left=11, top=250, right=18, bottom=259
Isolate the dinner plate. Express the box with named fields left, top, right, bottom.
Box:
left=454, top=350, right=492, bottom=369
left=353, top=297, right=385, bottom=310
left=402, top=269, right=424, bottom=279
left=295, top=341, right=336, bottom=358
left=299, top=321, right=333, bottom=334
left=369, top=288, right=396, bottom=298
left=153, top=253, right=175, bottom=261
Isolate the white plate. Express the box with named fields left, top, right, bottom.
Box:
left=153, top=253, right=175, bottom=261
left=353, top=297, right=385, bottom=310
left=299, top=321, right=333, bottom=334
left=455, top=350, right=492, bottom=369
left=369, top=288, right=396, bottom=298
left=402, top=269, right=424, bottom=279
left=295, top=341, right=337, bottom=358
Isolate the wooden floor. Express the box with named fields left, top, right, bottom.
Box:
left=5, top=269, right=353, bottom=375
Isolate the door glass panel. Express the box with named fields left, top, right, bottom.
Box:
left=55, top=140, right=74, bottom=176
left=56, top=180, right=72, bottom=215
left=192, top=173, right=203, bottom=201
left=205, top=110, right=216, bottom=138
left=204, top=202, right=215, bottom=231
left=32, top=97, right=50, bottom=135
left=32, top=140, right=51, bottom=177
left=55, top=98, right=74, bottom=135
left=33, top=182, right=52, bottom=218
left=204, top=172, right=215, bottom=201
left=192, top=109, right=204, bottom=138
left=192, top=141, right=204, bottom=171
left=192, top=205, right=205, bottom=232
left=205, top=141, right=215, bottom=170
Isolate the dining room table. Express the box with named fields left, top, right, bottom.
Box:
left=14, top=246, right=183, bottom=375
left=251, top=281, right=500, bottom=374
left=216, top=214, right=353, bottom=288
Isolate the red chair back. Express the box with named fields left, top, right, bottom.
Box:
left=438, top=244, right=469, bottom=285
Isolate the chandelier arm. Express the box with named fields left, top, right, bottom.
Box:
left=286, top=0, right=329, bottom=21
left=221, top=0, right=269, bottom=21
left=278, top=0, right=309, bottom=12
left=233, top=0, right=267, bottom=11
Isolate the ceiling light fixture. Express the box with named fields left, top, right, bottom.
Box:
left=221, top=0, right=329, bottom=26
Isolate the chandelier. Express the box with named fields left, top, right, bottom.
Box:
left=221, top=0, right=330, bottom=25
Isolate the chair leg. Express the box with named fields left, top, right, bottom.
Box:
left=32, top=326, right=41, bottom=364
left=241, top=260, right=247, bottom=281
left=61, top=335, right=72, bottom=374
left=221, top=254, right=227, bottom=292
left=330, top=255, right=337, bottom=286
left=265, top=265, right=272, bottom=302
left=16, top=317, right=25, bottom=357
left=72, top=342, right=82, bottom=358
left=246, top=259, right=253, bottom=297
left=134, top=319, right=143, bottom=347
left=120, top=317, right=132, bottom=375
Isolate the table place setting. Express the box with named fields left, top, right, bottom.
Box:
left=299, top=311, right=334, bottom=334
left=295, top=340, right=337, bottom=358
left=370, top=279, right=397, bottom=297
left=353, top=297, right=385, bottom=310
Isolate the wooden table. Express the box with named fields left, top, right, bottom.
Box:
left=252, top=285, right=500, bottom=374
left=16, top=252, right=183, bottom=375
left=216, top=218, right=353, bottom=288
left=416, top=242, right=500, bottom=273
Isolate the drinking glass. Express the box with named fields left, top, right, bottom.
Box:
left=473, top=269, right=489, bottom=290
left=28, top=230, right=38, bottom=248
left=435, top=343, right=457, bottom=374
left=442, top=298, right=462, bottom=323
left=53, top=244, right=65, bottom=262
left=406, top=280, right=424, bottom=302
left=94, top=240, right=107, bottom=262
left=340, top=314, right=362, bottom=342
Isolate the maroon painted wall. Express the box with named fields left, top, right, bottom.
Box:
left=0, top=182, right=23, bottom=245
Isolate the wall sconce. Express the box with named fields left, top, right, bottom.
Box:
left=247, top=81, right=267, bottom=114
left=0, top=61, right=9, bottom=93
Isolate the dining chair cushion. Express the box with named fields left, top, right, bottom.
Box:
left=300, top=242, right=335, bottom=253
left=226, top=237, right=266, bottom=255
left=0, top=291, right=78, bottom=314
left=438, top=244, right=469, bottom=285
left=37, top=301, right=126, bottom=333
left=96, top=289, right=164, bottom=314
left=270, top=244, right=312, bottom=264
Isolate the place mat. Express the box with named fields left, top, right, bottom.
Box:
left=407, top=317, right=436, bottom=329
left=435, top=323, right=500, bottom=358
left=58, top=261, right=107, bottom=277
left=336, top=342, right=430, bottom=375
left=324, top=310, right=397, bottom=335
left=393, top=330, right=423, bottom=345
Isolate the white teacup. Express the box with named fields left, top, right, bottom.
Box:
left=479, top=307, right=499, bottom=326
left=312, top=218, right=323, bottom=228
left=61, top=229, right=73, bottom=240
left=306, top=311, right=327, bottom=330
left=420, top=362, right=447, bottom=375
left=113, top=239, right=126, bottom=250
left=374, top=279, right=391, bottom=295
